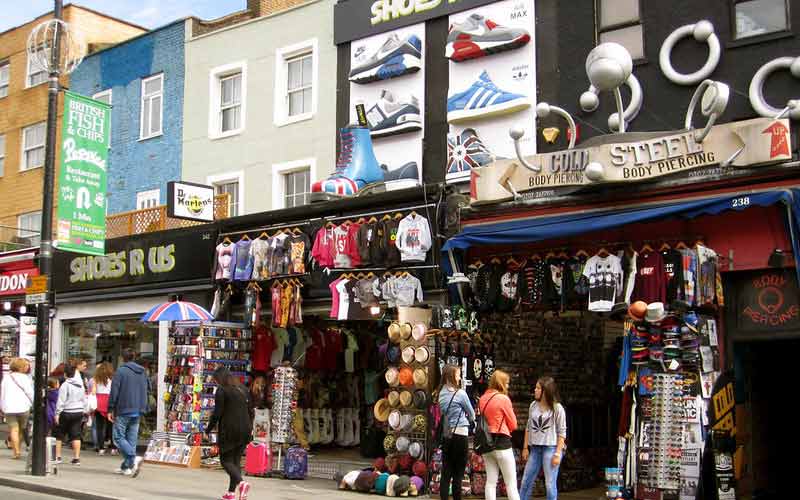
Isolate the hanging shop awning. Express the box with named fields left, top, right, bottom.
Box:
left=443, top=188, right=800, bottom=283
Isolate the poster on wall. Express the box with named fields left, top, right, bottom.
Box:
left=19, top=316, right=37, bottom=369
left=349, top=23, right=425, bottom=190
left=446, top=0, right=536, bottom=183
left=56, top=91, right=110, bottom=256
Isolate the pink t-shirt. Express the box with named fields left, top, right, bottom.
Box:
left=329, top=278, right=341, bottom=319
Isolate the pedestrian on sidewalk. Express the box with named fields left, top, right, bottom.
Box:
left=519, top=377, right=567, bottom=500
left=55, top=364, right=87, bottom=465
left=205, top=366, right=253, bottom=500
left=92, top=362, right=115, bottom=454
left=108, top=348, right=149, bottom=477
left=479, top=369, right=520, bottom=500
left=46, top=377, right=59, bottom=435
left=436, top=364, right=475, bottom=500
left=1, top=358, right=34, bottom=459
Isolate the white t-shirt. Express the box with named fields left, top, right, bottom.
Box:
left=336, top=279, right=350, bottom=320
left=94, top=380, right=112, bottom=395
left=583, top=254, right=623, bottom=312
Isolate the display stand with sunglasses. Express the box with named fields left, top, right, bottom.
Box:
left=270, top=365, right=298, bottom=476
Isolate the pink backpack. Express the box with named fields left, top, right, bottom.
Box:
left=244, top=442, right=271, bottom=476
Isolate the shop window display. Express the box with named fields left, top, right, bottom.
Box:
left=63, top=318, right=159, bottom=439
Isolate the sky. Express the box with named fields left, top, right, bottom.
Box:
left=1, top=0, right=247, bottom=33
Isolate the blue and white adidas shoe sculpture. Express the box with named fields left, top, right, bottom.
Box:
left=447, top=70, right=530, bottom=123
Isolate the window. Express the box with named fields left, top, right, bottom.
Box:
left=274, top=39, right=318, bottom=126
left=0, top=60, right=9, bottom=98
left=596, top=0, right=644, bottom=61
left=271, top=159, right=316, bottom=210
left=26, top=46, right=49, bottom=88
left=21, top=122, right=45, bottom=171
left=733, top=0, right=789, bottom=39
left=0, top=134, right=5, bottom=176
left=209, top=171, right=244, bottom=217
left=93, top=90, right=112, bottom=145
left=208, top=62, right=247, bottom=139
left=140, top=74, right=163, bottom=139
left=18, top=211, right=42, bottom=247
left=136, top=189, right=160, bottom=210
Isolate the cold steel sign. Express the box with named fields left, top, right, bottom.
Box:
left=470, top=117, right=792, bottom=205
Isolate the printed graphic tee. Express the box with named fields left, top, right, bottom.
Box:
left=583, top=254, right=623, bottom=312
left=632, top=252, right=666, bottom=303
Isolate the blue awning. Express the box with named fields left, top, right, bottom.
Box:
left=443, top=189, right=800, bottom=284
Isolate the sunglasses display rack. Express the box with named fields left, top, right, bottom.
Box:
left=163, top=322, right=252, bottom=468
left=271, top=366, right=298, bottom=445
left=638, top=373, right=684, bottom=491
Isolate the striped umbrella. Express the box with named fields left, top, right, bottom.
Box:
left=140, top=301, right=213, bottom=322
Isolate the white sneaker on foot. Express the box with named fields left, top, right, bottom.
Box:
left=131, top=456, right=144, bottom=478
left=123, top=468, right=133, bottom=476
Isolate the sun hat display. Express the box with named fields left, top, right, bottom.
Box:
left=386, top=475, right=400, bottom=497
left=409, top=441, right=424, bottom=459
left=413, top=367, right=428, bottom=387
left=645, top=302, right=667, bottom=323
left=383, top=434, right=396, bottom=452
left=387, top=345, right=401, bottom=364
left=412, top=414, right=427, bottom=432
left=628, top=301, right=647, bottom=320
left=388, top=323, right=402, bottom=343
left=374, top=398, right=391, bottom=422
left=399, top=366, right=414, bottom=386
left=386, top=366, right=400, bottom=386
left=402, top=346, right=416, bottom=364
left=400, top=390, right=414, bottom=408
left=411, top=323, right=427, bottom=342
left=388, top=390, right=401, bottom=407
left=375, top=473, right=390, bottom=495
left=400, top=322, right=413, bottom=340
left=396, top=436, right=410, bottom=453
left=413, top=390, right=428, bottom=409
left=414, top=346, right=430, bottom=364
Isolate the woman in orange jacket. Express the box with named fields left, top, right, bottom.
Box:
left=478, top=370, right=520, bottom=500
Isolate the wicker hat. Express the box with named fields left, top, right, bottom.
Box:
left=400, top=322, right=413, bottom=340
left=374, top=398, right=391, bottom=422
left=409, top=441, right=424, bottom=459
left=387, top=390, right=401, bottom=407
left=396, top=436, right=410, bottom=453
left=386, top=366, right=400, bottom=386
left=388, top=410, right=402, bottom=429
left=414, top=346, right=430, bottom=364
left=412, top=414, right=427, bottom=432
left=413, top=367, right=428, bottom=387
left=399, top=366, right=414, bottom=386
left=388, top=323, right=402, bottom=343
left=383, top=434, right=396, bottom=453
left=400, top=390, right=414, bottom=408
left=411, top=323, right=427, bottom=342
left=402, top=346, right=416, bottom=364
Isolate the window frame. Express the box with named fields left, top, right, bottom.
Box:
left=20, top=122, right=46, bottom=171
left=271, top=159, right=317, bottom=210
left=136, top=189, right=161, bottom=210
left=595, top=0, right=646, bottom=63
left=730, top=0, right=791, bottom=42
left=0, top=134, right=5, bottom=177
left=286, top=52, right=314, bottom=118
left=17, top=211, right=42, bottom=247
left=274, top=38, right=319, bottom=127
left=0, top=60, right=9, bottom=98
left=208, top=61, right=247, bottom=139
left=26, top=45, right=49, bottom=88
left=139, top=73, right=164, bottom=140
left=207, top=171, right=244, bottom=217
left=92, top=89, right=112, bottom=146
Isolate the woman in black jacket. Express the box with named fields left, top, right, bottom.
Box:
left=206, top=367, right=254, bottom=500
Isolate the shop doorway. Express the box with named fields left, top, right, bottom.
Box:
left=737, top=339, right=797, bottom=498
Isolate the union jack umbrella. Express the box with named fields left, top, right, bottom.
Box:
left=140, top=301, right=213, bottom=322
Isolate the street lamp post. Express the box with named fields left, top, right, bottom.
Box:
left=26, top=0, right=82, bottom=476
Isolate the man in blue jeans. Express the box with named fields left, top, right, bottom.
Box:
left=108, top=348, right=149, bottom=477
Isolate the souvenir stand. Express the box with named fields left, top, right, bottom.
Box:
left=151, top=321, right=252, bottom=468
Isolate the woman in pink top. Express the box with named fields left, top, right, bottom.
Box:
left=479, top=370, right=520, bottom=500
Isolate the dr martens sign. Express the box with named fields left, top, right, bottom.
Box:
left=470, top=117, right=792, bottom=205
left=335, top=0, right=502, bottom=44
left=53, top=228, right=217, bottom=293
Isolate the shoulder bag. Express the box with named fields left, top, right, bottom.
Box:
left=474, top=392, right=503, bottom=456
left=434, top=389, right=462, bottom=450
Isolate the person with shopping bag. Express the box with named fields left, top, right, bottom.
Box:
left=1, top=358, right=34, bottom=459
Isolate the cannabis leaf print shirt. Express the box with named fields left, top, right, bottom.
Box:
left=526, top=401, right=566, bottom=447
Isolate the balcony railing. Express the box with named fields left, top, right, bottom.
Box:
left=106, top=194, right=231, bottom=239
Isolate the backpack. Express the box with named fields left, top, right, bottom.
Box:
left=474, top=392, right=501, bottom=456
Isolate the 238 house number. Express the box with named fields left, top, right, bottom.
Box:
left=732, top=197, right=750, bottom=208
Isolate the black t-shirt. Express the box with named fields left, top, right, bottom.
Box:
left=662, top=249, right=684, bottom=303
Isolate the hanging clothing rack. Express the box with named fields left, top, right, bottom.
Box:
left=325, top=264, right=439, bottom=273
left=322, top=202, right=438, bottom=223
left=219, top=220, right=317, bottom=239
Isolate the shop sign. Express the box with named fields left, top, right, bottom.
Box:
left=52, top=229, right=217, bottom=293
left=167, top=181, right=215, bottom=222
left=56, top=91, right=111, bottom=256
left=470, top=117, right=793, bottom=205
left=0, top=268, right=40, bottom=296
left=334, top=0, right=501, bottom=43
left=736, top=270, right=800, bottom=333
left=708, top=371, right=736, bottom=436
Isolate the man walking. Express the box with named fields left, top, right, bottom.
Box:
left=108, top=348, right=149, bottom=477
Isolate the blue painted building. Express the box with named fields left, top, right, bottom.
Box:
left=71, top=20, right=186, bottom=214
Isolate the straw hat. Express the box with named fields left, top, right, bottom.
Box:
left=412, top=414, right=427, bottom=432
left=411, top=323, right=427, bottom=342
left=399, top=390, right=414, bottom=408
left=400, top=322, right=413, bottom=340
left=413, top=368, right=428, bottom=387
left=396, top=436, right=410, bottom=453
left=386, top=366, right=400, bottom=386
left=387, top=390, right=401, bottom=407
left=409, top=441, right=424, bottom=459
left=388, top=410, right=402, bottom=430
left=402, top=346, right=416, bottom=364
left=399, top=366, right=414, bottom=386
left=388, top=323, right=402, bottom=343
left=383, top=435, right=396, bottom=453
left=373, top=398, right=391, bottom=422
left=414, top=346, right=430, bottom=364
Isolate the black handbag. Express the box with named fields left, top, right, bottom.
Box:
left=474, top=393, right=501, bottom=456
left=434, top=390, right=461, bottom=449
